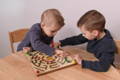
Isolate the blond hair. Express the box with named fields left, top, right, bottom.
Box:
left=41, top=9, right=65, bottom=27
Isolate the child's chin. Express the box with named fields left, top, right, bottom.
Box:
left=87, top=38, right=94, bottom=40
left=48, top=35, right=54, bottom=37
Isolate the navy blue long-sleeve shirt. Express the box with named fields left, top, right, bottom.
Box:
left=17, top=23, right=55, bottom=56
left=60, top=29, right=116, bottom=72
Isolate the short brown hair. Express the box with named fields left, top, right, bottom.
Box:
left=41, top=9, right=65, bottom=27
left=77, top=10, right=106, bottom=32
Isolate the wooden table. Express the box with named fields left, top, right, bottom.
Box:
left=0, top=46, right=120, bottom=80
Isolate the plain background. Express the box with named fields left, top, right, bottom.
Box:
left=0, top=0, right=120, bottom=58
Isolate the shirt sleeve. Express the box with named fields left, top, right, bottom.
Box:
left=81, top=43, right=115, bottom=72
left=60, top=34, right=88, bottom=47
left=29, top=30, right=55, bottom=56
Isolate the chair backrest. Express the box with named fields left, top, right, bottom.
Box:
left=115, top=40, right=120, bottom=54
left=9, top=28, right=29, bottom=53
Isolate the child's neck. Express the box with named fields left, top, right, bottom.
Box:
left=96, top=31, right=106, bottom=40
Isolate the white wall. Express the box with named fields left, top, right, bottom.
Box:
left=0, top=0, right=120, bottom=58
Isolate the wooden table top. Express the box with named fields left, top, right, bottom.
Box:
left=0, top=46, right=120, bottom=80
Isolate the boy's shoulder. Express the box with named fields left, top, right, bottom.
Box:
left=102, top=29, right=113, bottom=42
left=30, top=23, right=41, bottom=31
left=98, top=29, right=116, bottom=49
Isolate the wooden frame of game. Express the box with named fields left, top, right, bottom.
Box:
left=25, top=51, right=76, bottom=76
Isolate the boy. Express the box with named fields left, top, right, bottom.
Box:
left=17, top=9, right=65, bottom=56
left=56, top=10, right=116, bottom=72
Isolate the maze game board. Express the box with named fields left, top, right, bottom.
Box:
left=25, top=51, right=76, bottom=76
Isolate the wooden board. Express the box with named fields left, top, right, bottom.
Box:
left=25, top=51, right=76, bottom=76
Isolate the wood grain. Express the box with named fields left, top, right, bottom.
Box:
left=0, top=46, right=120, bottom=80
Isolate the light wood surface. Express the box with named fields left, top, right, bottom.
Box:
left=0, top=46, right=120, bottom=80
left=115, top=40, right=120, bottom=54
left=114, top=40, right=120, bottom=69
left=9, top=28, right=29, bottom=53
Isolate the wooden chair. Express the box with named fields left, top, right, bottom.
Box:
left=9, top=28, right=29, bottom=53
left=115, top=40, right=120, bottom=54
left=114, top=40, right=120, bottom=69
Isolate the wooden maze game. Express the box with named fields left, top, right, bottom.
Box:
left=25, top=51, right=76, bottom=76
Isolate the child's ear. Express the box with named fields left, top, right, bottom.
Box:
left=41, top=22, right=45, bottom=28
left=93, top=30, right=99, bottom=36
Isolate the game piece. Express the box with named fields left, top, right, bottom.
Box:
left=25, top=51, right=76, bottom=76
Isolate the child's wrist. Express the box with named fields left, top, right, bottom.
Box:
left=59, top=42, right=61, bottom=45
left=54, top=42, right=61, bottom=48
left=57, top=42, right=62, bottom=48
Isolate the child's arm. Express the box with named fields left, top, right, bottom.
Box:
left=59, top=34, right=88, bottom=47
left=81, top=54, right=113, bottom=72
left=29, top=30, right=68, bottom=57
left=73, top=51, right=114, bottom=72
left=82, top=48, right=115, bottom=72
left=29, top=30, right=55, bottom=56
left=72, top=39, right=116, bottom=72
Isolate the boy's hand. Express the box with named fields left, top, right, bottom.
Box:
left=54, top=42, right=61, bottom=48
left=23, top=47, right=31, bottom=53
left=72, top=54, right=82, bottom=65
left=54, top=49, right=69, bottom=57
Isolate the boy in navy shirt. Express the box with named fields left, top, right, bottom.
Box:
left=56, top=10, right=116, bottom=72
left=17, top=9, right=65, bottom=56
